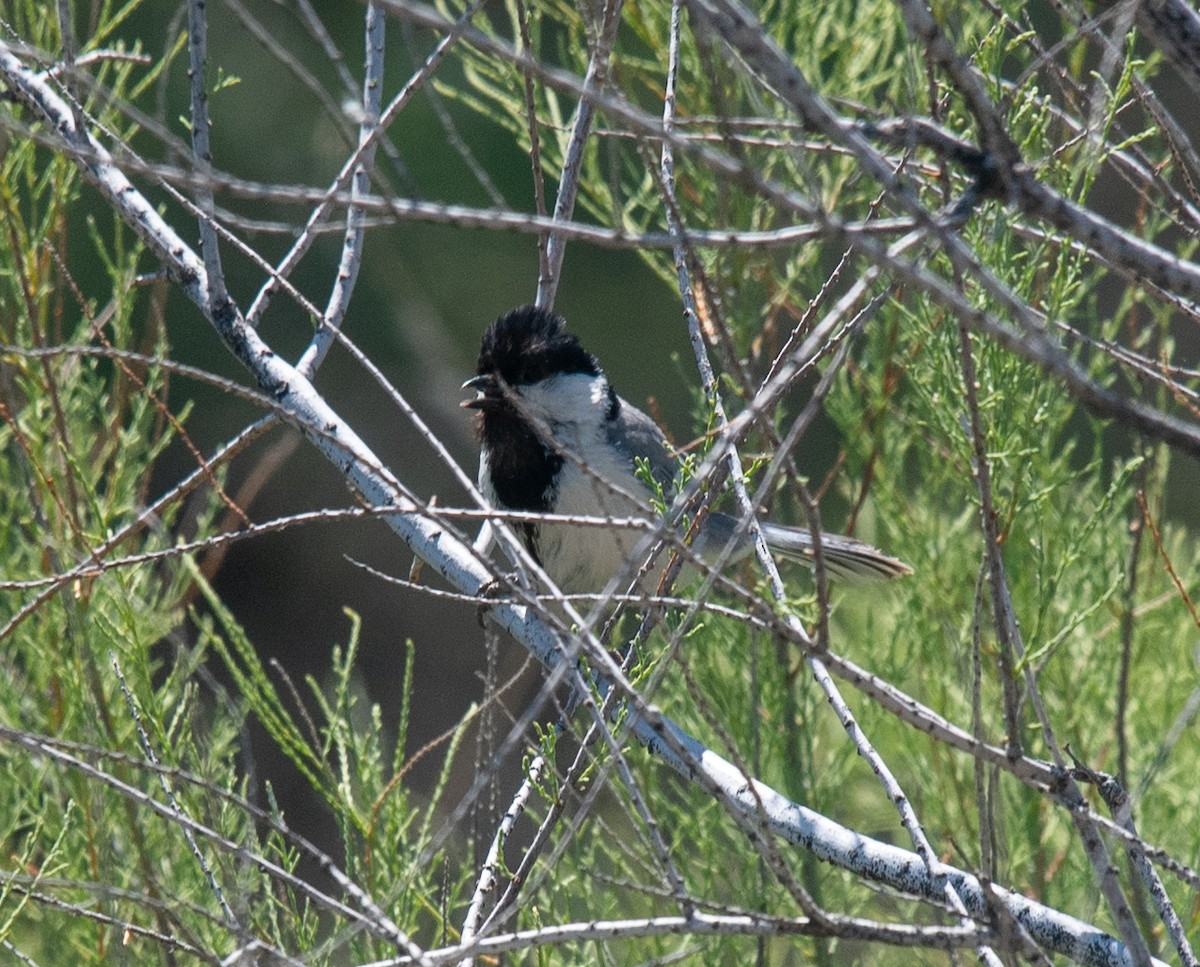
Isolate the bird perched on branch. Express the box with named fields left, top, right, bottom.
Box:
left=463, top=305, right=910, bottom=594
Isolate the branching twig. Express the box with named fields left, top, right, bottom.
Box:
left=1071, top=758, right=1198, bottom=967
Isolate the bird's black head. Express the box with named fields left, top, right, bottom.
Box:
left=474, top=304, right=601, bottom=388
left=463, top=305, right=607, bottom=519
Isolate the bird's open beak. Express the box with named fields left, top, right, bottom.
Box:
left=460, top=373, right=496, bottom=410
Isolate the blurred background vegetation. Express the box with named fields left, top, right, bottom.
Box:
left=2, top=0, right=1199, bottom=962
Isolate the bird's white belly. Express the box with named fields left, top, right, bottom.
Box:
left=477, top=418, right=656, bottom=594
left=538, top=455, right=652, bottom=594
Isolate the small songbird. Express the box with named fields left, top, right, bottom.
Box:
left=462, top=305, right=910, bottom=594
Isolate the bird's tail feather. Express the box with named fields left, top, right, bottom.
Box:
left=690, top=512, right=911, bottom=582
left=758, top=521, right=911, bottom=582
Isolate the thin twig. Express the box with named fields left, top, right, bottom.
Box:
left=1071, top=758, right=1198, bottom=967
left=110, top=653, right=239, bottom=931
left=534, top=0, right=624, bottom=307
left=458, top=753, right=547, bottom=966
left=514, top=0, right=550, bottom=286
left=297, top=2, right=385, bottom=377
left=186, top=0, right=228, bottom=313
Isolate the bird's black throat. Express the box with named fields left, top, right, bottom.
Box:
left=479, top=409, right=561, bottom=563
left=469, top=305, right=609, bottom=564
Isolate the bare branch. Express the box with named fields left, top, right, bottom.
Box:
left=534, top=0, right=624, bottom=308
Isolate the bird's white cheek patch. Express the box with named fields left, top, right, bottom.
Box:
left=520, top=373, right=607, bottom=425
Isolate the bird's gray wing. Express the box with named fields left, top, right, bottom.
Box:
left=606, top=397, right=678, bottom=497
left=608, top=401, right=911, bottom=582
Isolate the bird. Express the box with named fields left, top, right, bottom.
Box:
left=462, top=305, right=910, bottom=594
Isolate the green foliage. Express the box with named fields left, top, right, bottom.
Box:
left=442, top=0, right=1200, bottom=961
left=0, top=4, right=473, bottom=961
left=0, top=109, right=259, bottom=961
left=3, top=0, right=1199, bottom=962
